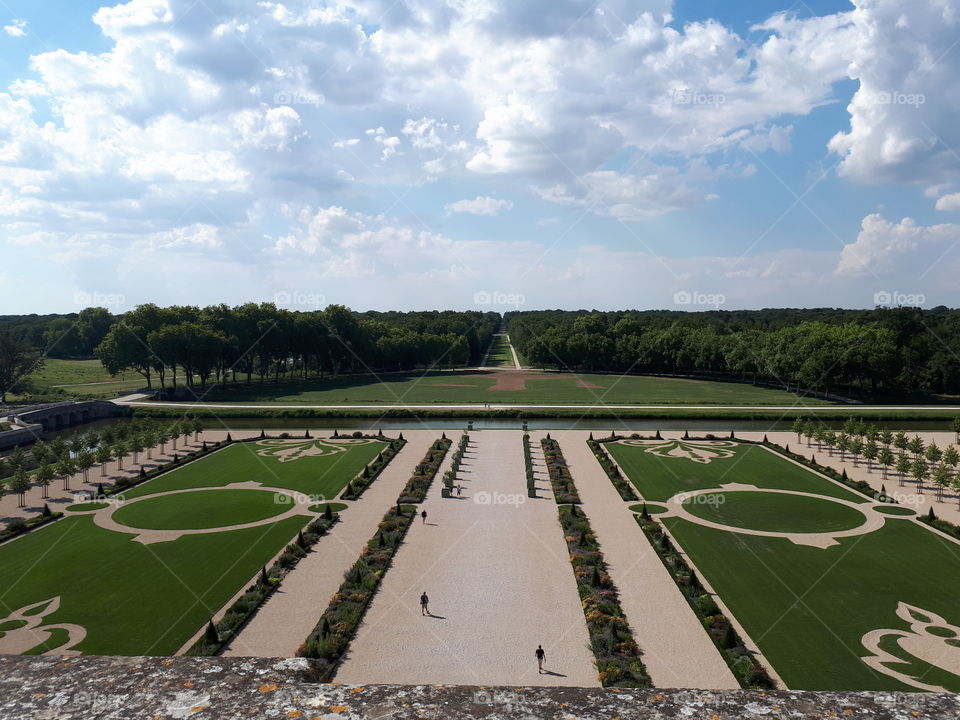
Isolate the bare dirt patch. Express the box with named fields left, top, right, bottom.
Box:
left=432, top=383, right=479, bottom=388
left=487, top=372, right=527, bottom=392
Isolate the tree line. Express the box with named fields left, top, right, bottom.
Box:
left=506, top=307, right=960, bottom=398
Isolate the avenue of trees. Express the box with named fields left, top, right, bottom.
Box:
left=506, top=307, right=960, bottom=398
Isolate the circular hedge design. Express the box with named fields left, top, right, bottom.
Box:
left=683, top=491, right=867, bottom=534
left=308, top=502, right=348, bottom=514
left=628, top=503, right=669, bottom=515
left=65, top=502, right=109, bottom=513
left=113, top=489, right=292, bottom=531
left=873, top=504, right=917, bottom=516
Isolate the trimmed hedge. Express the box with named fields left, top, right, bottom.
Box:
left=0, top=509, right=64, bottom=544
left=297, top=504, right=416, bottom=678
left=340, top=434, right=407, bottom=500
left=523, top=433, right=536, bottom=497
left=636, top=514, right=775, bottom=688
left=587, top=436, right=637, bottom=501
left=187, top=511, right=341, bottom=656
left=441, top=433, right=469, bottom=498
left=559, top=504, right=650, bottom=687
left=397, top=437, right=452, bottom=503
left=541, top=436, right=580, bottom=504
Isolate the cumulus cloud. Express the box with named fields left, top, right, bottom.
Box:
left=829, top=0, right=960, bottom=186
left=836, top=213, right=960, bottom=277
left=4, top=18, right=27, bottom=37
left=935, top=193, right=960, bottom=212
left=444, top=196, right=513, bottom=216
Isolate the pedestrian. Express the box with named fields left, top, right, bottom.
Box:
left=421, top=509, right=427, bottom=525
left=535, top=645, right=546, bottom=673
left=420, top=591, right=430, bottom=616
left=456, top=484, right=463, bottom=496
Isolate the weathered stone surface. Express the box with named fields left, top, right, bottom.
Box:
left=0, top=655, right=956, bottom=719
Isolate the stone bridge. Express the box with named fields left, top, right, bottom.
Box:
left=0, top=656, right=954, bottom=720
left=0, top=400, right=131, bottom=449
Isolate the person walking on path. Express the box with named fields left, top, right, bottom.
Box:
left=535, top=645, right=546, bottom=673
left=420, top=591, right=430, bottom=616
left=421, top=509, right=427, bottom=525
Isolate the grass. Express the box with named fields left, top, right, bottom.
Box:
left=684, top=491, right=867, bottom=533
left=113, top=489, right=291, bottom=530
left=605, top=442, right=864, bottom=504
left=484, top=335, right=515, bottom=367
left=120, top=440, right=385, bottom=500
left=0, top=436, right=381, bottom=655
left=610, top=440, right=960, bottom=691
left=189, top=370, right=832, bottom=406
left=0, top=514, right=309, bottom=655
left=23, top=358, right=147, bottom=399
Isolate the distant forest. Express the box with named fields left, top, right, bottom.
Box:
left=506, top=307, right=960, bottom=398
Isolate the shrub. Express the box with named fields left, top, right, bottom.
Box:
left=588, top=439, right=638, bottom=501
left=397, top=438, right=452, bottom=503
left=541, top=437, right=580, bottom=504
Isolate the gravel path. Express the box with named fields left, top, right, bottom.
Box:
left=336, top=430, right=598, bottom=687
left=220, top=431, right=439, bottom=657
left=546, top=430, right=740, bottom=690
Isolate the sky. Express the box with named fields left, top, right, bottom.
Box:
left=1, top=0, right=959, bottom=315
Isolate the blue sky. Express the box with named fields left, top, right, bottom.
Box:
left=1, top=0, right=959, bottom=314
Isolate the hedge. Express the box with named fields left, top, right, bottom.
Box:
left=586, top=434, right=638, bottom=501
left=541, top=435, right=580, bottom=504
left=397, top=437, right=452, bottom=503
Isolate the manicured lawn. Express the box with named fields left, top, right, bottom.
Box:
left=684, top=491, right=867, bottom=533
left=121, top=439, right=385, bottom=500
left=610, top=439, right=960, bottom=691
left=113, top=489, right=291, bottom=530
left=0, top=514, right=309, bottom=655
left=485, top=335, right=515, bottom=367
left=193, top=370, right=832, bottom=406
left=0, top=436, right=383, bottom=655
left=606, top=442, right=863, bottom=503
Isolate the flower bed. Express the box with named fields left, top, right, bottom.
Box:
left=586, top=435, right=637, bottom=501
left=635, top=512, right=775, bottom=689
left=559, top=504, right=650, bottom=687
left=541, top=435, right=580, bottom=504
left=341, top=434, right=406, bottom=500
left=297, top=504, right=416, bottom=679
left=441, top=433, right=469, bottom=498
left=397, top=437, right=452, bottom=503
left=187, top=508, right=341, bottom=656
left=523, top=433, right=535, bottom=497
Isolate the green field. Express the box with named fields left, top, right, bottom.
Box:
left=484, top=335, right=516, bottom=367
left=0, top=437, right=383, bottom=655
left=191, top=370, right=831, bottom=406
left=685, top=491, right=867, bottom=533
left=606, top=440, right=960, bottom=691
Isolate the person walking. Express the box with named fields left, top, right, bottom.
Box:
left=456, top=484, right=463, bottom=496
left=420, top=591, right=430, bottom=616
left=535, top=645, right=546, bottom=673
left=421, top=509, right=427, bottom=524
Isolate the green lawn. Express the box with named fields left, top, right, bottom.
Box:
left=684, top=491, right=867, bottom=533
left=121, top=439, right=385, bottom=500
left=609, top=440, right=960, bottom=691
left=113, top=489, right=291, bottom=530
left=192, top=370, right=832, bottom=406
left=606, top=441, right=862, bottom=503
left=484, top=335, right=515, bottom=367
left=0, top=437, right=383, bottom=655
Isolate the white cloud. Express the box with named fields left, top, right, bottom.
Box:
left=4, top=18, right=26, bottom=37
left=444, top=196, right=513, bottom=216
left=835, top=213, right=960, bottom=277
left=935, top=193, right=960, bottom=212
left=829, top=0, right=960, bottom=186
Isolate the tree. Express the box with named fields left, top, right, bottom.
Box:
left=848, top=437, right=864, bottom=467
left=925, top=441, right=943, bottom=468
left=31, top=440, right=50, bottom=467
left=863, top=439, right=879, bottom=472
left=931, top=461, right=951, bottom=503
left=95, top=445, right=112, bottom=476
left=893, top=431, right=909, bottom=453
left=944, top=445, right=959, bottom=473
left=895, top=451, right=911, bottom=487
left=10, top=468, right=30, bottom=507
left=880, top=429, right=894, bottom=447
left=836, top=433, right=850, bottom=461
left=75, top=452, right=94, bottom=483
left=908, top=435, right=925, bottom=461
left=911, top=457, right=929, bottom=493
left=55, top=457, right=76, bottom=491
left=113, top=441, right=128, bottom=471
left=36, top=463, right=54, bottom=499
left=791, top=417, right=804, bottom=444
left=0, top=331, right=42, bottom=403
left=129, top=434, right=145, bottom=466
left=878, top=446, right=895, bottom=481
left=953, top=417, right=960, bottom=444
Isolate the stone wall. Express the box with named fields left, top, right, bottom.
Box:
left=0, top=655, right=955, bottom=719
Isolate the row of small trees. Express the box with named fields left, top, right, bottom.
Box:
left=0, top=418, right=204, bottom=507
left=792, top=417, right=960, bottom=505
